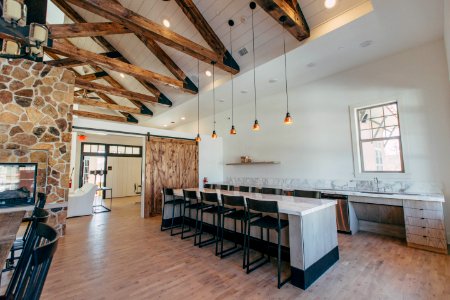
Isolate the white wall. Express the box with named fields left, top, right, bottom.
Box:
left=445, top=0, right=450, bottom=80
left=175, top=40, right=450, bottom=240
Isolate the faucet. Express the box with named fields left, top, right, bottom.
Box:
left=374, top=177, right=379, bottom=192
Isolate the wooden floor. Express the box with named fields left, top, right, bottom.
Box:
left=2, top=196, right=450, bottom=299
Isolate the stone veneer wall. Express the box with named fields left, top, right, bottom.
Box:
left=0, top=58, right=74, bottom=204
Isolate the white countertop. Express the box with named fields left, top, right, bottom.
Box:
left=0, top=201, right=68, bottom=213
left=174, top=188, right=337, bottom=217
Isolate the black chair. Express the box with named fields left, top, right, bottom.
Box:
left=293, top=190, right=321, bottom=198
left=251, top=187, right=261, bottom=193
left=239, top=186, right=250, bottom=192
left=261, top=187, right=283, bottom=195
left=36, top=192, right=47, bottom=209
left=244, top=198, right=290, bottom=289
left=197, top=192, right=233, bottom=255
left=4, top=206, right=49, bottom=272
left=180, top=190, right=204, bottom=241
left=2, top=222, right=59, bottom=300
left=218, top=195, right=261, bottom=267
left=219, top=185, right=230, bottom=191
left=161, top=188, right=185, bottom=236
left=204, top=184, right=213, bottom=189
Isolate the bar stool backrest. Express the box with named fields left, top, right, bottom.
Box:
left=251, top=187, right=261, bottom=193
left=221, top=194, right=245, bottom=208
left=239, top=186, right=250, bottom=192
left=6, top=223, right=58, bottom=300
left=219, top=185, right=229, bottom=191
left=246, top=198, right=279, bottom=214
left=183, top=190, right=198, bottom=202
left=36, top=192, right=47, bottom=209
left=204, top=184, right=212, bottom=189
left=294, top=190, right=320, bottom=198
left=163, top=188, right=176, bottom=203
left=261, top=187, right=283, bottom=195
left=201, top=192, right=219, bottom=205
left=21, top=207, right=49, bottom=249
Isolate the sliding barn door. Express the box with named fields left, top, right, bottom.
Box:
left=144, top=137, right=198, bottom=217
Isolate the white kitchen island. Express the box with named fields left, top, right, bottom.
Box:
left=167, top=188, right=338, bottom=290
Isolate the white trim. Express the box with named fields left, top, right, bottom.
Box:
left=349, top=97, right=412, bottom=180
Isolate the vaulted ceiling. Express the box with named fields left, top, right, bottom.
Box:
left=45, top=0, right=372, bottom=124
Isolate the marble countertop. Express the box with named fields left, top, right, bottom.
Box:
left=0, top=201, right=68, bottom=213
left=174, top=188, right=337, bottom=217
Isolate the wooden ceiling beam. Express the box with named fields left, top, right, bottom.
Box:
left=254, top=0, right=309, bottom=41
left=73, top=110, right=128, bottom=123
left=74, top=97, right=141, bottom=114
left=75, top=78, right=161, bottom=105
left=49, top=0, right=179, bottom=99
left=48, top=22, right=131, bottom=39
left=46, top=40, right=183, bottom=91
left=64, top=0, right=240, bottom=75
left=45, top=57, right=85, bottom=68
left=78, top=71, right=108, bottom=81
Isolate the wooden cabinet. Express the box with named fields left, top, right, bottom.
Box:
left=403, top=200, right=447, bottom=254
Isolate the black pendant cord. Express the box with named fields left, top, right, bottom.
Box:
left=282, top=19, right=289, bottom=113
left=229, top=23, right=234, bottom=128
left=251, top=5, right=257, bottom=121
left=212, top=62, right=216, bottom=131
left=197, top=60, right=200, bottom=135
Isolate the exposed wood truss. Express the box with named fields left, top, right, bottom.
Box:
left=46, top=40, right=183, bottom=90
left=64, top=0, right=240, bottom=74
left=74, top=97, right=141, bottom=114
left=48, top=22, right=130, bottom=39
left=73, top=110, right=128, bottom=123
left=255, top=0, right=310, bottom=41
left=74, top=78, right=160, bottom=105
left=45, top=57, right=85, bottom=68
left=78, top=71, right=108, bottom=81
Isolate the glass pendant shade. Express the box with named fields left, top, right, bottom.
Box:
left=1, top=39, right=20, bottom=55
left=29, top=23, right=49, bottom=45
left=3, top=0, right=22, bottom=25
left=211, top=130, right=217, bottom=139
left=230, top=125, right=236, bottom=135
left=252, top=120, right=260, bottom=131
left=195, top=133, right=201, bottom=142
left=284, top=112, right=293, bottom=125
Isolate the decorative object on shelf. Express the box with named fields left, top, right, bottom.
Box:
left=195, top=59, right=202, bottom=143
left=280, top=15, right=293, bottom=125
left=250, top=2, right=260, bottom=131
left=211, top=61, right=218, bottom=139
left=240, top=156, right=252, bottom=163
left=226, top=161, right=280, bottom=166
left=78, top=135, right=87, bottom=141
left=0, top=0, right=51, bottom=61
left=228, top=19, right=237, bottom=135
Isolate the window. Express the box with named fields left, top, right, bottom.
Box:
left=356, top=102, right=404, bottom=173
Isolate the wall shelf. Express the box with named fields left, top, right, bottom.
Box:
left=226, top=161, right=280, bottom=166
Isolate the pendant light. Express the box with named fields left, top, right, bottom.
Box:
left=211, top=62, right=218, bottom=139
left=280, top=16, right=293, bottom=125
left=250, top=2, right=260, bottom=131
left=195, top=60, right=202, bottom=142
left=228, top=19, right=237, bottom=135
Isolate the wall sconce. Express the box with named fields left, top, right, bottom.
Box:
left=2, top=0, right=26, bottom=27
left=1, top=39, right=20, bottom=55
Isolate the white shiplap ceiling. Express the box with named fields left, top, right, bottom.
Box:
left=48, top=0, right=371, bottom=121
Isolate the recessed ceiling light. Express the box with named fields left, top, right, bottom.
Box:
left=181, top=117, right=186, bottom=120
left=163, top=19, right=170, bottom=28
left=269, top=78, right=278, bottom=83
left=163, top=124, right=168, bottom=127
left=171, top=121, right=175, bottom=124
left=205, top=70, right=212, bottom=77
left=324, top=0, right=337, bottom=9
left=360, top=40, right=373, bottom=48
left=241, top=90, right=248, bottom=94
left=120, top=73, right=125, bottom=78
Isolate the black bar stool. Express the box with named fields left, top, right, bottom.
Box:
left=218, top=195, right=261, bottom=267
left=261, top=187, right=283, bottom=195
left=197, top=192, right=232, bottom=255
left=239, top=186, right=250, bottom=192
left=3, top=222, right=59, bottom=300
left=4, top=205, right=49, bottom=272
left=219, top=185, right=229, bottom=190
left=251, top=187, right=261, bottom=193
left=244, top=198, right=290, bottom=289
left=204, top=183, right=212, bottom=189
left=180, top=190, right=203, bottom=241
left=294, top=190, right=321, bottom=198
left=161, top=188, right=185, bottom=236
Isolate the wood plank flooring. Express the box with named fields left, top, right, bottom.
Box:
left=2, top=196, right=450, bottom=299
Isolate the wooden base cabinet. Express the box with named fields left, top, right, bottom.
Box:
left=403, top=200, right=448, bottom=254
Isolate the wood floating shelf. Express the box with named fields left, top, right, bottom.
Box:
left=226, top=161, right=280, bottom=166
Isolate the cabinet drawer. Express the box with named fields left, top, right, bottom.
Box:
left=405, top=225, right=446, bottom=239
left=403, top=207, right=443, bottom=220
left=405, top=216, right=445, bottom=229
left=403, top=200, right=442, bottom=211
left=406, top=234, right=447, bottom=250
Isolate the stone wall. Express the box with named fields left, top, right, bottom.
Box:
left=0, top=58, right=74, bottom=203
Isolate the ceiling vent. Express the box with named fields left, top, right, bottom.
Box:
left=238, top=47, right=248, bottom=56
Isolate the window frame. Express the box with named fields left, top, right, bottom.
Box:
left=349, top=99, right=410, bottom=179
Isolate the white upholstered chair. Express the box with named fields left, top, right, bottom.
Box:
left=67, top=183, right=98, bottom=218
